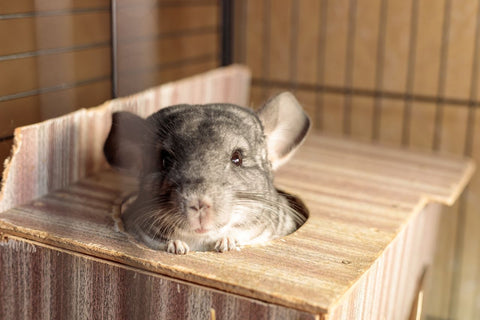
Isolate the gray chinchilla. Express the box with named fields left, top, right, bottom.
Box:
left=103, top=92, right=310, bottom=254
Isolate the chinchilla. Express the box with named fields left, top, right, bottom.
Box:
left=103, top=92, right=310, bottom=254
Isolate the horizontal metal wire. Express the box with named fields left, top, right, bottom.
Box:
left=0, top=26, right=218, bottom=62
left=0, top=76, right=110, bottom=103
left=0, top=54, right=217, bottom=104
left=117, top=26, right=219, bottom=44
left=116, top=0, right=217, bottom=10
left=252, top=78, right=480, bottom=108
left=0, top=0, right=217, bottom=20
left=0, top=7, right=110, bottom=20
left=0, top=135, right=14, bottom=142
left=0, top=42, right=111, bottom=62
left=117, top=53, right=218, bottom=77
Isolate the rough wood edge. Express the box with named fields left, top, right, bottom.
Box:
left=441, top=158, right=476, bottom=205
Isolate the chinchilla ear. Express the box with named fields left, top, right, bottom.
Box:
left=103, top=111, right=149, bottom=176
left=257, top=92, right=311, bottom=170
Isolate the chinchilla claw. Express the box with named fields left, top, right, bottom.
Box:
left=167, top=240, right=190, bottom=255
left=215, top=237, right=238, bottom=252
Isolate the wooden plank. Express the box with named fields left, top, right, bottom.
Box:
left=0, top=236, right=318, bottom=320
left=444, top=0, right=479, bottom=100
left=0, top=130, right=473, bottom=316
left=351, top=0, right=381, bottom=90
left=232, top=0, right=247, bottom=64
left=323, top=1, right=349, bottom=87
left=461, top=110, right=480, bottom=319
left=329, top=203, right=442, bottom=320
left=412, top=0, right=445, bottom=97
left=116, top=4, right=218, bottom=42
left=0, top=12, right=111, bottom=56
left=321, top=93, right=344, bottom=136
left=382, top=0, right=412, bottom=93
left=244, top=0, right=266, bottom=80
left=407, top=101, right=436, bottom=150
left=0, top=80, right=111, bottom=137
left=428, top=105, right=480, bottom=320
left=249, top=85, right=267, bottom=109
left=116, top=0, right=217, bottom=8
left=378, top=98, right=404, bottom=146
left=349, top=96, right=374, bottom=141
left=0, top=46, right=111, bottom=97
left=422, top=204, right=459, bottom=318
left=296, top=0, right=322, bottom=85
left=458, top=171, right=480, bottom=320
left=268, top=0, right=293, bottom=82
left=0, top=0, right=109, bottom=15
left=439, top=104, right=469, bottom=155
left=117, top=32, right=218, bottom=74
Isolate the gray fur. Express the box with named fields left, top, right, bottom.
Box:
left=103, top=92, right=310, bottom=254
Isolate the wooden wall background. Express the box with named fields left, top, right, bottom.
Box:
left=0, top=0, right=221, bottom=176
left=233, top=1, right=480, bottom=319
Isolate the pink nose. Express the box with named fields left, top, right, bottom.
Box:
left=188, top=199, right=211, bottom=212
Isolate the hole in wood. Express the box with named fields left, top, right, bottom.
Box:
left=117, top=189, right=309, bottom=253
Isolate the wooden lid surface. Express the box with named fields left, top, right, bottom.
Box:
left=0, top=132, right=474, bottom=314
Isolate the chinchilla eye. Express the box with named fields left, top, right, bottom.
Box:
left=231, top=149, right=243, bottom=167
left=161, top=150, right=173, bottom=169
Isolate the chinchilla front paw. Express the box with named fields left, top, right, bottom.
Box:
left=214, top=237, right=238, bottom=252
left=167, top=240, right=190, bottom=254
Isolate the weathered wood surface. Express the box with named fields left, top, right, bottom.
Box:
left=0, top=65, right=251, bottom=213
left=0, top=235, right=318, bottom=320
left=0, top=131, right=474, bottom=317
left=328, top=203, right=441, bottom=320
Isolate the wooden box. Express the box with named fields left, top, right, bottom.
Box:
left=0, top=66, right=474, bottom=320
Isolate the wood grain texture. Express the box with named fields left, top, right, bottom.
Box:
left=296, top=0, right=322, bottom=85
left=412, top=0, right=445, bottom=97
left=0, top=65, right=251, bottom=212
left=329, top=203, right=442, bottom=320
left=116, top=4, right=218, bottom=42
left=0, top=80, right=111, bottom=137
left=244, top=0, right=266, bottom=80
left=118, top=58, right=219, bottom=97
left=0, top=130, right=473, bottom=317
left=0, top=236, right=318, bottom=320
left=268, top=0, right=293, bottom=82
left=0, top=0, right=109, bottom=15
left=352, top=0, right=381, bottom=91
left=382, top=0, right=412, bottom=93
left=323, top=1, right=349, bottom=87
left=0, top=46, right=111, bottom=97
left=115, top=1, right=220, bottom=98
left=117, top=32, right=218, bottom=74
left=444, top=0, right=479, bottom=99
left=0, top=12, right=111, bottom=56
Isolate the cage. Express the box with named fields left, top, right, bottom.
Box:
left=0, top=1, right=479, bottom=319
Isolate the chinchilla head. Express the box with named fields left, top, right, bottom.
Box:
left=104, top=92, right=310, bottom=244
